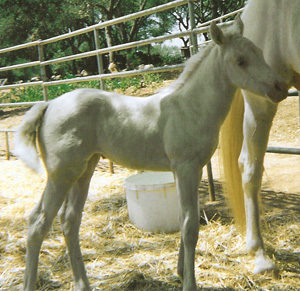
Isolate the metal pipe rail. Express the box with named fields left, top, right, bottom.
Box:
left=43, top=64, right=184, bottom=86
left=197, top=7, right=245, bottom=28
left=41, top=21, right=233, bottom=67
left=266, top=147, right=300, bottom=155
left=40, top=0, right=197, bottom=45
left=0, top=65, right=184, bottom=105
left=0, top=101, right=44, bottom=108
left=0, top=21, right=233, bottom=75
left=0, top=0, right=194, bottom=55
left=0, top=22, right=233, bottom=94
left=0, top=0, right=198, bottom=100
left=0, top=61, right=40, bottom=72
left=0, top=41, right=40, bottom=54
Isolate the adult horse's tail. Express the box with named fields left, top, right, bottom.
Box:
left=14, top=102, right=49, bottom=173
left=220, top=90, right=246, bottom=231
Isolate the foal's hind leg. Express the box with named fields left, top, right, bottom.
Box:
left=59, top=154, right=100, bottom=291
left=24, top=178, right=75, bottom=291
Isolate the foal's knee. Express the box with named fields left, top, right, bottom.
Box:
left=181, top=214, right=199, bottom=247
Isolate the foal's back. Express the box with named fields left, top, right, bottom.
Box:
left=39, top=89, right=171, bottom=171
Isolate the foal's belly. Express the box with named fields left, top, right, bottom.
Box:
left=107, top=155, right=172, bottom=172
left=98, top=138, right=172, bottom=171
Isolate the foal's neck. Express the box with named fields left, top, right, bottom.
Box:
left=195, top=45, right=236, bottom=100
left=172, top=45, right=237, bottom=125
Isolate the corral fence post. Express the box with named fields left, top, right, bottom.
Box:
left=93, top=28, right=115, bottom=174
left=38, top=42, right=48, bottom=101
left=188, top=0, right=215, bottom=201
left=299, top=91, right=300, bottom=126
left=93, top=28, right=114, bottom=174
left=188, top=0, right=198, bottom=55
left=5, top=131, right=10, bottom=160
left=93, top=29, right=105, bottom=90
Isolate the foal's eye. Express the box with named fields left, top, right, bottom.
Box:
left=237, top=57, right=247, bottom=67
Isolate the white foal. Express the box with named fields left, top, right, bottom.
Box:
left=15, top=16, right=287, bottom=291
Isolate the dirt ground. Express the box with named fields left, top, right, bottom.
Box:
left=0, top=85, right=299, bottom=290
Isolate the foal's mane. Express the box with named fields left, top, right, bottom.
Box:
left=159, top=22, right=243, bottom=97
left=160, top=41, right=215, bottom=95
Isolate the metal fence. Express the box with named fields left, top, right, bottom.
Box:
left=0, top=0, right=239, bottom=107
left=266, top=89, right=300, bottom=155
left=0, top=1, right=299, bottom=198
left=0, top=0, right=238, bottom=202
left=0, top=0, right=212, bottom=160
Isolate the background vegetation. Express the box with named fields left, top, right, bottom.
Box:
left=0, top=0, right=246, bottom=98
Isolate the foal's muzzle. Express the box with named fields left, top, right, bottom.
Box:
left=267, top=81, right=288, bottom=103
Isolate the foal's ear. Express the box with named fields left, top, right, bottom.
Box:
left=232, top=13, right=244, bottom=35
left=210, top=22, right=225, bottom=45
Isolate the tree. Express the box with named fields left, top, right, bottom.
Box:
left=95, top=0, right=175, bottom=68
left=0, top=0, right=176, bottom=79
left=0, top=0, right=103, bottom=80
left=0, top=0, right=246, bottom=81
left=170, top=0, right=246, bottom=45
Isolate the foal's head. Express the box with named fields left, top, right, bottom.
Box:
left=210, top=15, right=287, bottom=103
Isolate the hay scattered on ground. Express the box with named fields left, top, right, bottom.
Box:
left=0, top=159, right=299, bottom=290
left=0, top=84, right=299, bottom=290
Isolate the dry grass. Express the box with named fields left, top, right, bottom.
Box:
left=0, top=84, right=299, bottom=290
left=0, top=158, right=299, bottom=290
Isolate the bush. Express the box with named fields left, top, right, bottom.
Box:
left=4, top=73, right=164, bottom=103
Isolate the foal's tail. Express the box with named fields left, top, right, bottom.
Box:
left=220, top=90, right=246, bottom=231
left=14, top=102, right=49, bottom=173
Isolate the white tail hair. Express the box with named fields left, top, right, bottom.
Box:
left=13, top=102, right=49, bottom=173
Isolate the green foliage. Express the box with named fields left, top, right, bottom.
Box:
left=9, top=86, right=44, bottom=103
left=152, top=45, right=182, bottom=65
left=4, top=73, right=163, bottom=103
left=0, top=0, right=246, bottom=102
left=105, top=77, right=140, bottom=92
left=0, top=0, right=176, bottom=83
left=143, top=73, right=163, bottom=86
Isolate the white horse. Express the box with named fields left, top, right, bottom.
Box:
left=221, top=0, right=300, bottom=275
left=14, top=16, right=287, bottom=291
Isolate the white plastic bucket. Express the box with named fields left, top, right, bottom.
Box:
left=124, top=171, right=180, bottom=232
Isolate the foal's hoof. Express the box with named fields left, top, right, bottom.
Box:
left=253, top=251, right=275, bottom=274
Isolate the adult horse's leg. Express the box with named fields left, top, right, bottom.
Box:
left=59, top=153, right=100, bottom=291
left=174, top=161, right=201, bottom=291
left=238, top=91, right=278, bottom=273
left=24, top=178, right=74, bottom=291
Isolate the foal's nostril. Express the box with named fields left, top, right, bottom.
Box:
left=270, top=80, right=288, bottom=103
left=274, top=81, right=287, bottom=92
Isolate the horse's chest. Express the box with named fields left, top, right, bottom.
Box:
left=164, top=119, right=219, bottom=164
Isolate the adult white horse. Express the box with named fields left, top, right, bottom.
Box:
left=221, top=0, right=300, bottom=275
left=15, top=16, right=287, bottom=291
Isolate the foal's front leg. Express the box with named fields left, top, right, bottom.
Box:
left=174, top=161, right=201, bottom=291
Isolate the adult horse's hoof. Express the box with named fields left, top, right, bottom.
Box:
left=253, top=249, right=275, bottom=274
